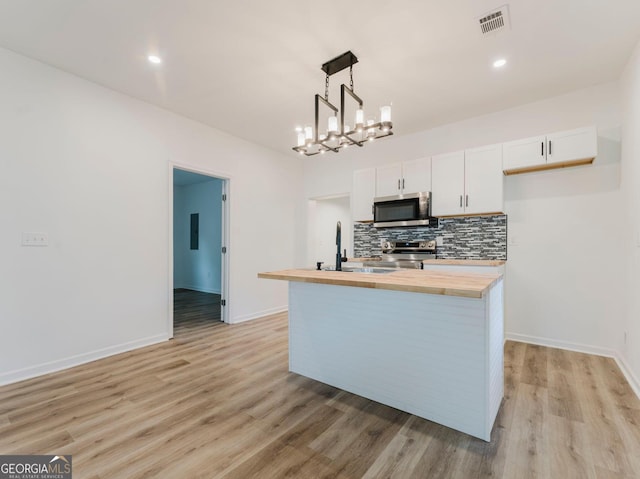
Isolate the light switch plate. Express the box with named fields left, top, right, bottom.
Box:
left=22, top=232, right=49, bottom=246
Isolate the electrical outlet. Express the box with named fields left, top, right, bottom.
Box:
left=21, top=232, right=49, bottom=246
left=436, top=236, right=444, bottom=247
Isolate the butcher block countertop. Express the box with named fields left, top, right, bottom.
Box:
left=422, top=259, right=506, bottom=266
left=258, top=268, right=502, bottom=299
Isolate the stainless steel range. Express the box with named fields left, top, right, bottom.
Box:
left=364, top=240, right=436, bottom=269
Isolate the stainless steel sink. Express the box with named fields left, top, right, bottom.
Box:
left=324, top=266, right=397, bottom=274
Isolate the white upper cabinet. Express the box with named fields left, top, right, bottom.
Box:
left=432, top=145, right=504, bottom=217
left=352, top=167, right=376, bottom=222
left=464, top=144, right=504, bottom=215
left=431, top=151, right=465, bottom=216
left=375, top=163, right=403, bottom=197
left=503, top=126, right=597, bottom=174
left=402, top=158, right=431, bottom=195
left=375, top=158, right=431, bottom=198
left=546, top=126, right=597, bottom=165
left=502, top=135, right=546, bottom=172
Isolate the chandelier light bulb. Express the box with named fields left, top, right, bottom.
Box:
left=327, top=116, right=338, bottom=136
left=355, top=109, right=364, bottom=130
left=304, top=126, right=313, bottom=144
left=297, top=132, right=305, bottom=147
left=380, top=106, right=391, bottom=123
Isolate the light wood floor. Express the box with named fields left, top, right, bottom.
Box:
left=1, top=310, right=639, bottom=478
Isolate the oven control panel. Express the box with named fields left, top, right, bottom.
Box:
left=382, top=240, right=436, bottom=253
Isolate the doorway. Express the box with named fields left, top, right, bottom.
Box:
left=170, top=166, right=229, bottom=337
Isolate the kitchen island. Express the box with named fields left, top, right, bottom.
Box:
left=258, top=268, right=504, bottom=441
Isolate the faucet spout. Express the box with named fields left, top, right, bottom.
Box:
left=336, top=221, right=342, bottom=271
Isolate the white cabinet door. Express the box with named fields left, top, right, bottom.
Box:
left=352, top=168, right=376, bottom=221
left=464, top=144, right=504, bottom=215
left=546, top=126, right=597, bottom=165
left=431, top=151, right=465, bottom=216
left=502, top=135, right=546, bottom=172
left=402, top=157, right=431, bottom=194
left=375, top=163, right=402, bottom=198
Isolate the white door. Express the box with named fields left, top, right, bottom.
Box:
left=464, top=144, right=504, bottom=215
left=431, top=151, right=465, bottom=216
left=375, top=163, right=403, bottom=198
left=401, top=157, right=431, bottom=194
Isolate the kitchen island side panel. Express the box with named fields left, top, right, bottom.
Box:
left=288, top=281, right=501, bottom=440
left=487, top=278, right=505, bottom=436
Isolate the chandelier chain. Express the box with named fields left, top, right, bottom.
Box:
left=350, top=65, right=354, bottom=91
left=325, top=74, right=329, bottom=101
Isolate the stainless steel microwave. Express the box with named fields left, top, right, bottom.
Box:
left=373, top=192, right=434, bottom=228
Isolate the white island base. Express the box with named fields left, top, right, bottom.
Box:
left=288, top=279, right=504, bottom=441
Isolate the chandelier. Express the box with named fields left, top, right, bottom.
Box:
left=293, top=51, right=393, bottom=156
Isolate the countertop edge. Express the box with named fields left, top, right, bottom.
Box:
left=258, top=269, right=502, bottom=299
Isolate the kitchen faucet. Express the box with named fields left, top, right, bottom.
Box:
left=336, top=221, right=347, bottom=271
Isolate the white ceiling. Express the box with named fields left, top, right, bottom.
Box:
left=0, top=0, right=639, bottom=157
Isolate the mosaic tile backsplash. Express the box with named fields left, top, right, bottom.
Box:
left=353, top=215, right=507, bottom=260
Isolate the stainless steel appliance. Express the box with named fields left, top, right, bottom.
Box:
left=364, top=240, right=437, bottom=269
left=373, top=192, right=435, bottom=228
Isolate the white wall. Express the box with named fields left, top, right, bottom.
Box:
left=0, top=47, right=302, bottom=385
left=307, top=196, right=352, bottom=267
left=174, top=178, right=223, bottom=294
left=621, top=38, right=640, bottom=394
left=302, top=81, right=626, bottom=356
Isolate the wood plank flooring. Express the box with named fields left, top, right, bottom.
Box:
left=1, top=307, right=640, bottom=478
left=174, top=288, right=221, bottom=323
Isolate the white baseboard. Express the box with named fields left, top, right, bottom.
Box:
left=506, top=331, right=640, bottom=400
left=230, top=306, right=288, bottom=324
left=614, top=354, right=640, bottom=400
left=0, top=333, right=170, bottom=387
left=505, top=332, right=617, bottom=357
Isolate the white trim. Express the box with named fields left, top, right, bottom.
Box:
left=0, top=334, right=169, bottom=386
left=506, top=332, right=640, bottom=400
left=505, top=332, right=616, bottom=357
left=229, top=306, right=288, bottom=324
left=614, top=354, right=640, bottom=400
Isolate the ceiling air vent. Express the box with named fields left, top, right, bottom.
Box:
left=477, top=5, right=510, bottom=35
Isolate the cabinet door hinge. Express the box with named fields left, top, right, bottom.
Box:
left=221, top=299, right=226, bottom=306
left=222, top=246, right=227, bottom=254
left=222, top=194, right=227, bottom=201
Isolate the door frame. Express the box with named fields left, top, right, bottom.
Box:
left=168, top=161, right=231, bottom=337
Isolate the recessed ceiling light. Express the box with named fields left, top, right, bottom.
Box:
left=493, top=58, right=507, bottom=68
left=148, top=55, right=162, bottom=64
